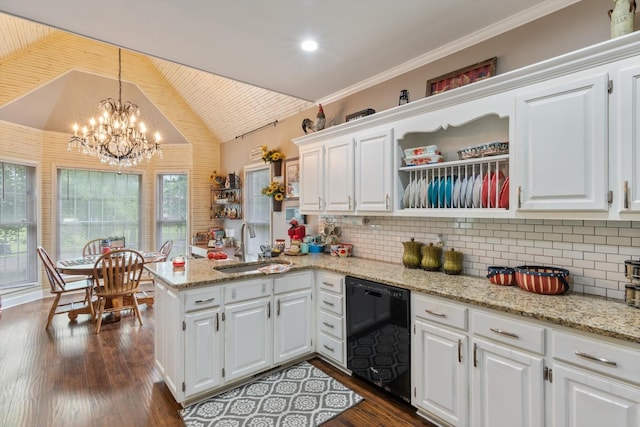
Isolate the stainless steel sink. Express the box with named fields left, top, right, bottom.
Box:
left=213, top=260, right=290, bottom=274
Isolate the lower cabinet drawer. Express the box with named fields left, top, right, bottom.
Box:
left=318, top=289, right=343, bottom=316
left=473, top=310, right=545, bottom=354
left=413, top=294, right=468, bottom=331
left=317, top=331, right=344, bottom=365
left=318, top=310, right=343, bottom=340
left=553, top=330, right=640, bottom=383
left=184, top=287, right=221, bottom=312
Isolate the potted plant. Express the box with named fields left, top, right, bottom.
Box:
left=262, top=181, right=286, bottom=211
left=261, top=145, right=285, bottom=176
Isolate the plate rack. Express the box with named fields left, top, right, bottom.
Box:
left=399, top=154, right=509, bottom=210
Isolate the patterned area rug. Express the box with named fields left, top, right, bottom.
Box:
left=181, top=361, right=363, bottom=427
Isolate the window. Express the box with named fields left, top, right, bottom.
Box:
left=0, top=161, right=37, bottom=289
left=244, top=165, right=271, bottom=256
left=58, top=169, right=142, bottom=259
left=157, top=173, right=187, bottom=258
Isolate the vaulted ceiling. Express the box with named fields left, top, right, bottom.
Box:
left=0, top=1, right=579, bottom=144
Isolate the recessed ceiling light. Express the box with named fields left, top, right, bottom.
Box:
left=301, top=39, right=318, bottom=52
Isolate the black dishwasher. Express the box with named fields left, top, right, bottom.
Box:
left=345, top=275, right=411, bottom=403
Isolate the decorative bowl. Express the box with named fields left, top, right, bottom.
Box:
left=487, top=266, right=515, bottom=286
left=514, top=265, right=570, bottom=295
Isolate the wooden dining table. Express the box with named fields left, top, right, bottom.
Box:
left=56, top=251, right=166, bottom=321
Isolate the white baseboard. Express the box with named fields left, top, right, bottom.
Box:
left=1, top=287, right=45, bottom=310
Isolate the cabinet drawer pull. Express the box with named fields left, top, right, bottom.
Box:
left=323, top=344, right=335, bottom=352
left=195, top=297, right=216, bottom=304
left=322, top=281, right=334, bottom=287
left=318, top=197, right=322, bottom=210
left=277, top=299, right=281, bottom=316
left=322, top=321, right=335, bottom=329
left=425, top=309, right=446, bottom=318
left=458, top=339, right=462, bottom=363
left=473, top=342, right=478, bottom=368
left=574, top=351, right=618, bottom=367
left=385, top=193, right=390, bottom=210
left=348, top=195, right=352, bottom=210
left=322, top=300, right=335, bottom=307
left=215, top=312, right=219, bottom=332
left=490, top=327, right=519, bottom=339
left=267, top=301, right=271, bottom=318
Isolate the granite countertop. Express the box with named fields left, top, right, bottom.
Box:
left=146, top=254, right=640, bottom=344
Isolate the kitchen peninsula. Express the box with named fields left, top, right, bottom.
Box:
left=147, top=254, right=640, bottom=426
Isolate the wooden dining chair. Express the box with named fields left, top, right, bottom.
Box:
left=36, top=246, right=95, bottom=330
left=93, top=248, right=145, bottom=333
left=83, top=238, right=105, bottom=257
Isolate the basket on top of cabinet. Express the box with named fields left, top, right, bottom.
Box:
left=399, top=155, right=509, bottom=210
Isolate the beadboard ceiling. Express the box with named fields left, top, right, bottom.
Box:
left=0, top=1, right=579, bottom=143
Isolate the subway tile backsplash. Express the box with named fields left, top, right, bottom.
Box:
left=330, top=217, right=640, bottom=301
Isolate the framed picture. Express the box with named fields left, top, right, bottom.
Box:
left=426, top=57, right=497, bottom=97
left=285, top=206, right=305, bottom=224
left=284, top=157, right=300, bottom=199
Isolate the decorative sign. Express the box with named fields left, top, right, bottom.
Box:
left=250, top=146, right=263, bottom=162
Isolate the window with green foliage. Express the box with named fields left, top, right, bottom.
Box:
left=58, top=169, right=142, bottom=259
left=157, top=173, right=187, bottom=258
left=0, top=161, right=37, bottom=289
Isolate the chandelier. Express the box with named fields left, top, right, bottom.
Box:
left=68, top=48, right=162, bottom=168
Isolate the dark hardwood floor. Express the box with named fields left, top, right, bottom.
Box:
left=0, top=296, right=435, bottom=427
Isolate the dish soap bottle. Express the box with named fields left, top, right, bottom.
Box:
left=402, top=238, right=423, bottom=268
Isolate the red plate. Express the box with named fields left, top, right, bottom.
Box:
left=489, top=171, right=505, bottom=208
left=498, top=177, right=510, bottom=209
left=481, top=173, right=491, bottom=208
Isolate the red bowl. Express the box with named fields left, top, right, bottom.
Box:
left=514, top=266, right=570, bottom=295
left=487, top=266, right=515, bottom=286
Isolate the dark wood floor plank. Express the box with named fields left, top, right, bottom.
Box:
left=0, top=298, right=436, bottom=427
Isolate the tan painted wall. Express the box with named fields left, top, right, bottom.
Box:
left=0, top=32, right=219, bottom=291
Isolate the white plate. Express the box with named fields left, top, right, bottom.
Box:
left=465, top=176, right=475, bottom=208
left=403, top=184, right=410, bottom=208
left=414, top=178, right=424, bottom=208
left=452, top=177, right=461, bottom=208
left=458, top=177, right=467, bottom=208
left=421, top=178, right=428, bottom=208
left=472, top=174, right=483, bottom=208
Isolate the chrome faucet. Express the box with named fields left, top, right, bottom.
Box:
left=235, top=222, right=256, bottom=262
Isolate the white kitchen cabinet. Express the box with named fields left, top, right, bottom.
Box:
left=471, top=337, right=545, bottom=427
left=295, top=127, right=393, bottom=214
left=552, top=363, right=640, bottom=427
left=154, top=280, right=182, bottom=399
left=355, top=127, right=394, bottom=212
left=325, top=137, right=355, bottom=212
left=299, top=143, right=324, bottom=212
left=273, top=271, right=313, bottom=364
left=315, top=271, right=346, bottom=367
left=184, top=306, right=221, bottom=397
left=551, top=330, right=640, bottom=427
left=223, top=278, right=273, bottom=383
left=412, top=294, right=469, bottom=427
left=471, top=311, right=545, bottom=427
left=514, top=71, right=609, bottom=212
left=618, top=64, right=640, bottom=214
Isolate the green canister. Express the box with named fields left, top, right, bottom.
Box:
left=402, top=238, right=423, bottom=269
